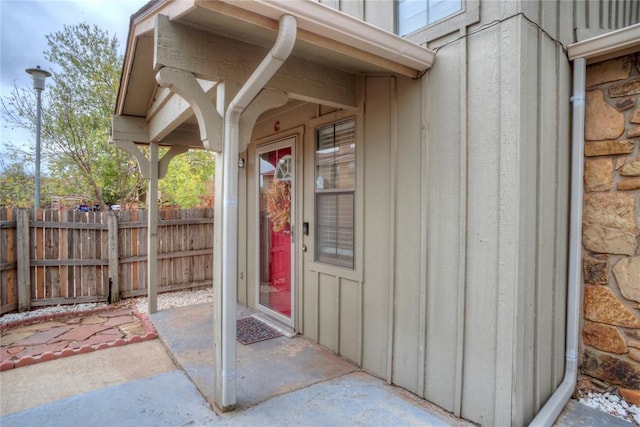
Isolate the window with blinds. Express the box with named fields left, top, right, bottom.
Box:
left=315, top=119, right=356, bottom=268
left=398, top=0, right=462, bottom=36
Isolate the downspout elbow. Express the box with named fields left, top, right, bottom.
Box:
left=226, top=14, right=297, bottom=114
left=270, top=14, right=297, bottom=61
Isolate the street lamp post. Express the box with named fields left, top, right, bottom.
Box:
left=25, top=65, right=51, bottom=210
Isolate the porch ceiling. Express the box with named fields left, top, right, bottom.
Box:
left=113, top=0, right=435, bottom=149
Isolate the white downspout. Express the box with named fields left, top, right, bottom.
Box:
left=220, top=14, right=297, bottom=409
left=529, top=57, right=586, bottom=426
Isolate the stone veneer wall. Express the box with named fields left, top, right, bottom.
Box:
left=582, top=53, right=640, bottom=404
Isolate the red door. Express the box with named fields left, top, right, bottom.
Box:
left=258, top=144, right=293, bottom=319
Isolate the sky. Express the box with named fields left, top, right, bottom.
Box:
left=0, top=0, right=149, bottom=157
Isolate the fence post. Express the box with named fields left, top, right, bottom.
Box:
left=16, top=209, right=31, bottom=312
left=107, top=213, right=119, bottom=303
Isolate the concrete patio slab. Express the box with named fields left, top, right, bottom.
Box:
left=1, top=340, right=176, bottom=416
left=1, top=370, right=217, bottom=427
left=150, top=303, right=358, bottom=410
left=223, top=371, right=464, bottom=426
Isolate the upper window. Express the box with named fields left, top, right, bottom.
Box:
left=315, top=119, right=356, bottom=269
left=398, top=0, right=462, bottom=36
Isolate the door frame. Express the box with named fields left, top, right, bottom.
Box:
left=254, top=132, right=301, bottom=328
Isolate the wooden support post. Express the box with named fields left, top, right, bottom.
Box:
left=107, top=213, right=120, bottom=303
left=16, top=209, right=31, bottom=312
left=148, top=142, right=159, bottom=314
left=213, top=150, right=224, bottom=409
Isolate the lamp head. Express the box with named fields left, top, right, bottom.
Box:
left=25, top=66, right=52, bottom=91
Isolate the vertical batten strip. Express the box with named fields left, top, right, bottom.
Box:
left=336, top=276, right=341, bottom=355
left=386, top=76, right=398, bottom=384
left=554, top=49, right=571, bottom=392
left=454, top=26, right=469, bottom=417
left=417, top=69, right=429, bottom=400
left=494, top=13, right=519, bottom=426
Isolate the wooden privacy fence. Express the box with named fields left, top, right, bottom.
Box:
left=0, top=207, right=214, bottom=314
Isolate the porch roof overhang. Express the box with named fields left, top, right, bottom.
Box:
left=111, top=0, right=435, bottom=150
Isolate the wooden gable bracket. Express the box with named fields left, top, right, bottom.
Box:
left=156, top=67, right=222, bottom=152
left=110, top=115, right=188, bottom=179
left=239, top=89, right=289, bottom=152
left=147, top=80, right=218, bottom=144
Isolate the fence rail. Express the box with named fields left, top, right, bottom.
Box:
left=0, top=207, right=214, bottom=314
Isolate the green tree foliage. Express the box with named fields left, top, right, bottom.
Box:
left=0, top=157, right=34, bottom=208
left=159, top=150, right=215, bottom=208
left=1, top=23, right=143, bottom=209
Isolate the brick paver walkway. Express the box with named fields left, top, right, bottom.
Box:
left=0, top=309, right=156, bottom=371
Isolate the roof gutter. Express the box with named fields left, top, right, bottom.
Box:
left=568, top=23, right=640, bottom=63
left=215, top=0, right=435, bottom=72
left=219, top=13, right=297, bottom=410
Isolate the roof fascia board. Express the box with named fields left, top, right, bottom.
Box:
left=212, top=0, right=435, bottom=72
left=568, top=23, right=640, bottom=63
left=117, top=0, right=196, bottom=114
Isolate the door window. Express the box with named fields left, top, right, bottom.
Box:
left=259, top=146, right=293, bottom=318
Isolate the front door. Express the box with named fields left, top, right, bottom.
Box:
left=257, top=138, right=295, bottom=325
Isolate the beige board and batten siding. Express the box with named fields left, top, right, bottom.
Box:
left=364, top=1, right=573, bottom=425
left=241, top=12, right=570, bottom=427
left=240, top=0, right=630, bottom=425
left=241, top=0, right=637, bottom=425
left=421, top=9, right=571, bottom=427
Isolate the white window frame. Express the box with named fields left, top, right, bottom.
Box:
left=397, top=0, right=463, bottom=36
left=314, top=118, right=357, bottom=269
left=397, top=0, right=480, bottom=45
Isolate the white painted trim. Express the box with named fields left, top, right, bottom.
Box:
left=254, top=135, right=298, bottom=328
left=568, top=23, right=640, bottom=63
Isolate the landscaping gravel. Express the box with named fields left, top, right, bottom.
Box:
left=579, top=391, right=640, bottom=425
left=0, top=288, right=213, bottom=326
left=132, top=287, right=213, bottom=314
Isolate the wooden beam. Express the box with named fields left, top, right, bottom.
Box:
left=111, top=115, right=149, bottom=144
left=154, top=14, right=357, bottom=109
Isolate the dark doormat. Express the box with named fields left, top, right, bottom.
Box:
left=236, top=317, right=283, bottom=345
